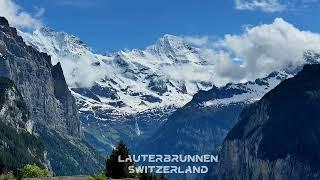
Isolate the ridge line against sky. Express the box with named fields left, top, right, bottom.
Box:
left=0, top=0, right=319, bottom=52
left=1, top=0, right=320, bottom=89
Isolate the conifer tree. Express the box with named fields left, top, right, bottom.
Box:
left=105, top=141, right=134, bottom=179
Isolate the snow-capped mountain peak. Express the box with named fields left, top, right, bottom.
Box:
left=20, top=27, right=90, bottom=62
left=201, top=71, right=291, bottom=108
left=19, top=30, right=215, bottom=119
left=149, top=34, right=190, bottom=52
left=146, top=34, right=202, bottom=64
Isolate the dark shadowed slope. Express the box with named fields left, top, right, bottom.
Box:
left=219, top=64, right=320, bottom=180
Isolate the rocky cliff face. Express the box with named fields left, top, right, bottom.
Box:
left=0, top=77, right=31, bottom=132
left=0, top=77, right=50, bottom=172
left=51, top=62, right=81, bottom=137
left=218, top=64, right=320, bottom=180
left=0, top=17, right=80, bottom=138
left=0, top=17, right=102, bottom=175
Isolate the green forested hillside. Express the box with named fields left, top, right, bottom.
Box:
left=0, top=121, right=45, bottom=173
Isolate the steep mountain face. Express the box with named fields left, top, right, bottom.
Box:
left=20, top=28, right=217, bottom=154
left=0, top=77, right=31, bottom=132
left=0, top=77, right=50, bottom=173
left=0, top=17, right=103, bottom=175
left=138, top=71, right=289, bottom=155
left=218, top=64, right=320, bottom=180
left=51, top=62, right=80, bottom=137
left=0, top=18, right=79, bottom=138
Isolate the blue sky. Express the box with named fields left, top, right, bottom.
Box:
left=13, top=0, right=320, bottom=52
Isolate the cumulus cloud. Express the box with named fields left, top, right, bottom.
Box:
left=210, top=18, right=320, bottom=83
left=0, top=0, right=42, bottom=30
left=60, top=55, right=109, bottom=87
left=234, top=0, right=286, bottom=12
left=174, top=18, right=320, bottom=86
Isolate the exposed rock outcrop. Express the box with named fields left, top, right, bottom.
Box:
left=0, top=77, right=50, bottom=172
left=52, top=62, right=81, bottom=137
left=0, top=17, right=80, bottom=138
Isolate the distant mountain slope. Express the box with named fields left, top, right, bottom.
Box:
left=137, top=71, right=290, bottom=154
left=218, top=64, right=320, bottom=180
left=0, top=17, right=103, bottom=175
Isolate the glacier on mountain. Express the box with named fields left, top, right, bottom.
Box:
left=18, top=27, right=319, bottom=154
left=20, top=29, right=219, bottom=117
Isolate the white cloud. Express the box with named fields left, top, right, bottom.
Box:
left=176, top=18, right=320, bottom=86
left=234, top=0, right=286, bottom=12
left=211, top=18, right=320, bottom=83
left=60, top=54, right=108, bottom=87
left=183, top=36, right=209, bottom=47
left=0, top=0, right=43, bottom=30
left=61, top=18, right=320, bottom=87
left=161, top=63, right=215, bottom=82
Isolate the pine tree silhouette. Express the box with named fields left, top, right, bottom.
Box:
left=105, top=141, right=135, bottom=179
